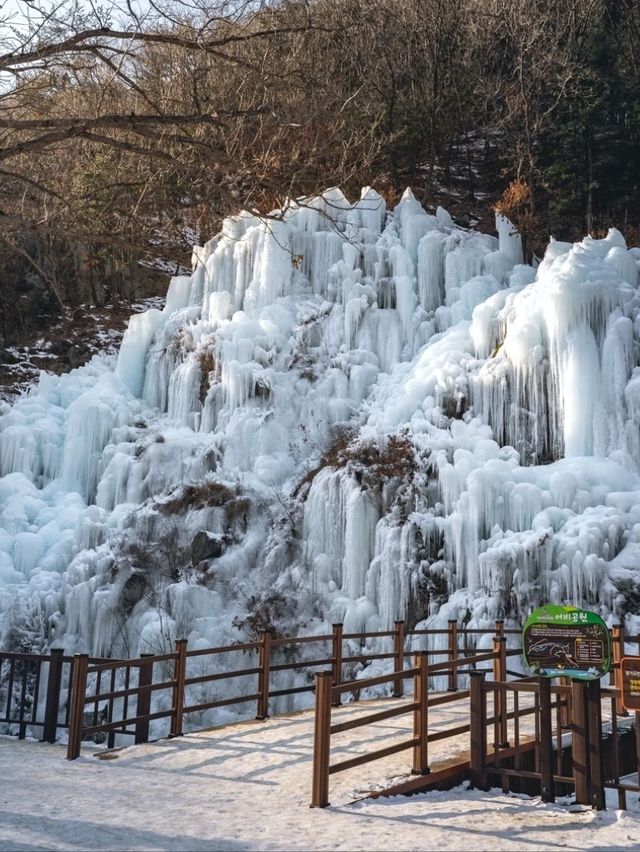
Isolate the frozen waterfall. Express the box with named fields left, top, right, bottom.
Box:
left=2, top=185, right=640, bottom=667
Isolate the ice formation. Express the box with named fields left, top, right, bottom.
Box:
left=2, top=185, right=640, bottom=692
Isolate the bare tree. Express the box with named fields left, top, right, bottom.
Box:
left=0, top=0, right=381, bottom=324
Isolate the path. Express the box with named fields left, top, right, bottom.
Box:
left=1, top=695, right=638, bottom=851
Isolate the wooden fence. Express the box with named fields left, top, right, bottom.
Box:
left=1, top=619, right=517, bottom=755
left=0, top=649, right=104, bottom=743
left=469, top=672, right=640, bottom=810
left=310, top=633, right=523, bottom=806
left=310, top=626, right=640, bottom=808
left=6, top=617, right=638, bottom=812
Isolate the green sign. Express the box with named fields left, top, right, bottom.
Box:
left=522, top=605, right=610, bottom=681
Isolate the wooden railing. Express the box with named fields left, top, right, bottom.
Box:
left=3, top=619, right=517, bottom=753
left=0, top=649, right=106, bottom=743
left=311, top=656, right=427, bottom=810
left=66, top=651, right=180, bottom=759
left=469, top=662, right=640, bottom=811
left=469, top=673, right=572, bottom=800
left=310, top=625, right=640, bottom=808
left=600, top=684, right=640, bottom=809
left=310, top=640, right=523, bottom=807
left=7, top=619, right=634, bottom=773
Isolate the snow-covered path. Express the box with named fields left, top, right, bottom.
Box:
left=1, top=697, right=639, bottom=851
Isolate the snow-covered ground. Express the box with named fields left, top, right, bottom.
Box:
left=1, top=699, right=639, bottom=851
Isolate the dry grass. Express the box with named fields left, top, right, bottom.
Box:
left=158, top=480, right=236, bottom=515
left=294, top=430, right=416, bottom=498
left=199, top=348, right=217, bottom=404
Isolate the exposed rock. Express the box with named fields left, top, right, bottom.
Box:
left=191, top=531, right=225, bottom=565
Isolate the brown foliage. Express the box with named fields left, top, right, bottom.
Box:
left=231, top=591, right=292, bottom=640
left=159, top=480, right=235, bottom=514
left=495, top=179, right=542, bottom=258
left=199, top=348, right=217, bottom=404
left=295, top=430, right=416, bottom=498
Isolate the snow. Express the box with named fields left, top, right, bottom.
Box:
left=1, top=704, right=639, bottom=851
left=3, top=186, right=640, bottom=723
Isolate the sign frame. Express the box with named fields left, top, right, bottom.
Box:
left=620, top=656, right=640, bottom=712
left=522, top=605, right=611, bottom=681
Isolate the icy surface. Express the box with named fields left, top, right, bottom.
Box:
left=2, top=187, right=640, bottom=708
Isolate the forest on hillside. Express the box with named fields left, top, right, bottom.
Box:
left=1, top=0, right=640, bottom=345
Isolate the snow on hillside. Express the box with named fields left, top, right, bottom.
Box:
left=0, top=298, right=168, bottom=404
left=2, top=186, right=640, bottom=704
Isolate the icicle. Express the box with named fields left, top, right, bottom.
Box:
left=417, top=232, right=445, bottom=311
left=115, top=308, right=164, bottom=397
left=357, top=187, right=386, bottom=234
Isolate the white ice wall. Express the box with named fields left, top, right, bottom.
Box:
left=2, top=186, right=640, bottom=670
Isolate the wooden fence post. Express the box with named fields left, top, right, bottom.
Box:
left=311, top=671, right=332, bottom=808
left=469, top=671, right=487, bottom=789
left=586, top=678, right=605, bottom=810
left=331, top=623, right=343, bottom=707
left=612, top=624, right=627, bottom=716
left=572, top=680, right=590, bottom=805
left=636, top=710, right=640, bottom=793
left=559, top=677, right=571, bottom=729
left=412, top=652, right=430, bottom=775
left=538, top=677, right=555, bottom=803
left=256, top=631, right=272, bottom=720
left=135, top=654, right=153, bottom=745
left=18, top=662, right=29, bottom=740
left=448, top=619, right=458, bottom=692
left=393, top=620, right=406, bottom=698
left=492, top=635, right=509, bottom=748
left=42, top=649, right=64, bottom=744
left=170, top=639, right=187, bottom=738
left=66, top=653, right=89, bottom=760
